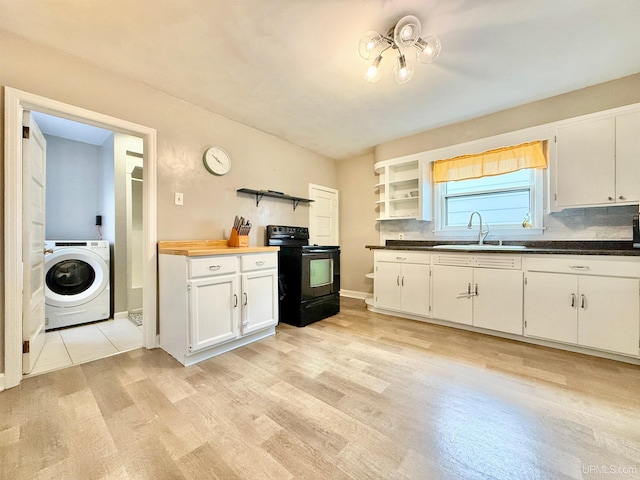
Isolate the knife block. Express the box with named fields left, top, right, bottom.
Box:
left=227, top=228, right=249, bottom=247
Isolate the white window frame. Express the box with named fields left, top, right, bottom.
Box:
left=433, top=168, right=545, bottom=238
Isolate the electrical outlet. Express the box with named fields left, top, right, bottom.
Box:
left=174, top=192, right=184, bottom=206
left=398, top=233, right=404, bottom=240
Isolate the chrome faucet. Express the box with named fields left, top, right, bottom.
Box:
left=467, top=211, right=489, bottom=244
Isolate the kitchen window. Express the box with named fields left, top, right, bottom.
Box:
left=433, top=141, right=547, bottom=236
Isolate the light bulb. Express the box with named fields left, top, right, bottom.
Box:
left=392, top=54, right=413, bottom=84
left=364, top=55, right=383, bottom=83
left=358, top=31, right=384, bottom=60
left=416, top=36, right=442, bottom=64
left=400, top=24, right=414, bottom=41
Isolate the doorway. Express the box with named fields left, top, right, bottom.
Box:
left=26, top=112, right=143, bottom=376
left=3, top=87, right=158, bottom=390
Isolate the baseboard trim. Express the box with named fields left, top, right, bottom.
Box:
left=340, top=290, right=371, bottom=300
left=113, top=311, right=129, bottom=320
left=0, top=373, right=5, bottom=392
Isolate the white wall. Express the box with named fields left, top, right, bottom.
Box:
left=44, top=135, right=106, bottom=240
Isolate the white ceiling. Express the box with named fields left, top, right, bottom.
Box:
left=2, top=0, right=640, bottom=160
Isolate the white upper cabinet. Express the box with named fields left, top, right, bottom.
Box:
left=553, top=109, right=640, bottom=210
left=615, top=111, right=640, bottom=204
left=374, top=158, right=431, bottom=221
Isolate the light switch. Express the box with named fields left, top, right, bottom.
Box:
left=174, top=192, right=184, bottom=206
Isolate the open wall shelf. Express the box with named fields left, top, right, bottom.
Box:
left=237, top=188, right=314, bottom=211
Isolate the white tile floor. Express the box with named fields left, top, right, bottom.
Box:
left=27, top=317, right=143, bottom=377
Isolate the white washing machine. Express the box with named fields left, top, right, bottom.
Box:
left=44, top=240, right=110, bottom=330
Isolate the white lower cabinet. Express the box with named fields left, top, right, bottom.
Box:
left=524, top=269, right=640, bottom=356
left=160, top=251, right=278, bottom=366
left=371, top=250, right=639, bottom=361
left=431, top=262, right=523, bottom=334
left=374, top=251, right=430, bottom=316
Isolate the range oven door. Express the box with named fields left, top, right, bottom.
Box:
left=300, top=248, right=340, bottom=301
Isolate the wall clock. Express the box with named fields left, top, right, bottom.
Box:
left=203, top=147, right=231, bottom=176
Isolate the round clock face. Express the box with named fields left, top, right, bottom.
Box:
left=203, top=147, right=231, bottom=176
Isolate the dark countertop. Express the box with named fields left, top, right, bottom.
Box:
left=366, top=240, right=640, bottom=256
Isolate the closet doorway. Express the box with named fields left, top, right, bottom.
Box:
left=4, top=87, right=158, bottom=390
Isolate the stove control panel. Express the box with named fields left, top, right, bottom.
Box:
left=266, top=225, right=309, bottom=245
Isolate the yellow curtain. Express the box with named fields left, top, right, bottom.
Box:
left=433, top=140, right=547, bottom=183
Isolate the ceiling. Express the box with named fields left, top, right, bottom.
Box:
left=2, top=0, right=640, bottom=160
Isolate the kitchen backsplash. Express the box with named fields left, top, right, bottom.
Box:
left=379, top=205, right=638, bottom=243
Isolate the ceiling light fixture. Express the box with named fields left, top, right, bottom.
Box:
left=358, top=15, right=441, bottom=84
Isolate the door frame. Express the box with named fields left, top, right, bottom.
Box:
left=3, top=87, right=158, bottom=389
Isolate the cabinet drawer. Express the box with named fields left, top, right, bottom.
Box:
left=524, top=255, right=640, bottom=278
left=375, top=250, right=430, bottom=265
left=189, top=256, right=238, bottom=278
left=241, top=253, right=277, bottom=272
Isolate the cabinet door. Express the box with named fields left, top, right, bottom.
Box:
left=374, top=261, right=402, bottom=310
left=189, top=275, right=239, bottom=352
left=615, top=111, right=640, bottom=203
left=400, top=263, right=430, bottom=316
left=555, top=117, right=616, bottom=208
left=473, top=269, right=523, bottom=335
left=432, top=266, right=473, bottom=325
left=241, top=269, right=278, bottom=335
left=578, top=276, right=640, bottom=356
left=524, top=272, right=577, bottom=344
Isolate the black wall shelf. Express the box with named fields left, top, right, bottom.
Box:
left=237, top=188, right=314, bottom=211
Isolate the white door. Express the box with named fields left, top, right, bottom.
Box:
left=188, top=275, right=239, bottom=352
left=309, top=184, right=338, bottom=245
left=241, top=270, right=278, bottom=335
left=524, top=272, right=577, bottom=344
left=555, top=117, right=616, bottom=208
left=374, top=261, right=402, bottom=311
left=577, top=276, right=640, bottom=356
left=431, top=265, right=473, bottom=325
left=473, top=268, right=523, bottom=335
left=22, top=112, right=47, bottom=374
left=400, top=263, right=430, bottom=316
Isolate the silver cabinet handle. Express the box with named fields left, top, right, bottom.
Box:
left=208, top=265, right=221, bottom=271
left=581, top=294, right=586, bottom=309
left=255, top=260, right=265, bottom=266
left=401, top=276, right=405, bottom=286
left=243, top=292, right=248, bottom=306
left=608, top=196, right=614, bottom=201
left=397, top=275, right=400, bottom=286
left=571, top=293, right=576, bottom=308
left=234, top=294, right=238, bottom=307
left=467, top=283, right=471, bottom=295
left=474, top=284, right=478, bottom=296
left=396, top=256, right=407, bottom=261
left=569, top=265, right=590, bottom=270
left=619, top=195, right=626, bottom=200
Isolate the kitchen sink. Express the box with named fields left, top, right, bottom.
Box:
left=433, top=244, right=527, bottom=250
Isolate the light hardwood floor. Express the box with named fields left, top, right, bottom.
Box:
left=1, top=298, right=639, bottom=479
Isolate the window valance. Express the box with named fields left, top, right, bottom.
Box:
left=433, top=140, right=547, bottom=183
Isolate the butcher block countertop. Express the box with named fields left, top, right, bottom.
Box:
left=158, top=240, right=279, bottom=256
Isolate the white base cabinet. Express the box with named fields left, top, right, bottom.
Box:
left=431, top=255, right=523, bottom=334
left=160, top=252, right=278, bottom=366
left=374, top=251, right=430, bottom=316
left=524, top=265, right=640, bottom=357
